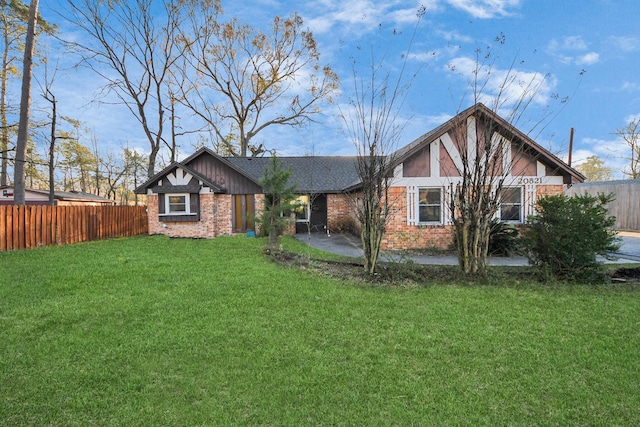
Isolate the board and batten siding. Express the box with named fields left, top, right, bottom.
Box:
left=565, top=180, right=640, bottom=231
left=186, top=152, right=262, bottom=195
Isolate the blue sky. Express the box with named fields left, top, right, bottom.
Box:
left=35, top=0, right=640, bottom=178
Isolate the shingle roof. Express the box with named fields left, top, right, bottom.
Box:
left=134, top=161, right=225, bottom=194
left=136, top=103, right=584, bottom=194
left=225, top=156, right=361, bottom=193
left=0, top=186, right=116, bottom=203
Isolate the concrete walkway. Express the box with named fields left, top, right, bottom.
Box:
left=294, top=231, right=640, bottom=266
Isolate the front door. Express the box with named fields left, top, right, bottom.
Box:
left=295, top=194, right=328, bottom=233
left=233, top=194, right=255, bottom=232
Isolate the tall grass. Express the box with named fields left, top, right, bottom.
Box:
left=1, top=236, right=639, bottom=425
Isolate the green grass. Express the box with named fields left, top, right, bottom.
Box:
left=1, top=236, right=640, bottom=426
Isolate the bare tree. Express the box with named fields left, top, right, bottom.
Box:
left=42, top=83, right=58, bottom=204
left=89, top=135, right=103, bottom=195
left=0, top=0, right=28, bottom=186
left=120, top=147, right=147, bottom=205
left=181, top=11, right=339, bottom=157
left=339, top=8, right=424, bottom=274
left=447, top=45, right=564, bottom=275
left=63, top=0, right=195, bottom=177
left=0, top=0, right=53, bottom=187
left=12, top=0, right=37, bottom=205
left=39, top=66, right=77, bottom=204
left=614, top=118, right=640, bottom=179
left=342, top=64, right=407, bottom=274
left=100, top=152, right=128, bottom=200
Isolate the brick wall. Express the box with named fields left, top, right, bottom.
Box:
left=379, top=184, right=567, bottom=251
left=147, top=193, right=240, bottom=238
left=536, top=185, right=564, bottom=197
left=146, top=184, right=567, bottom=248
left=382, top=186, right=455, bottom=250
left=327, top=193, right=359, bottom=233
left=215, top=194, right=234, bottom=236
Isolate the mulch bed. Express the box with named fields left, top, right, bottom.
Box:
left=269, top=248, right=640, bottom=286
left=611, top=266, right=640, bottom=284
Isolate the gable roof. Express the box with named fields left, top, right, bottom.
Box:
left=135, top=103, right=583, bottom=194
left=392, top=103, right=585, bottom=183
left=134, top=159, right=225, bottom=194
left=136, top=146, right=361, bottom=194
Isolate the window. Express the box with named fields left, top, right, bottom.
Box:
left=159, top=193, right=199, bottom=222
left=418, top=188, right=441, bottom=223
left=167, top=194, right=188, bottom=214
left=293, top=195, right=310, bottom=222
left=500, top=187, right=522, bottom=222
left=163, top=193, right=193, bottom=215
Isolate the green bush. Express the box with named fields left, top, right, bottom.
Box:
left=256, top=155, right=298, bottom=248
left=488, top=218, right=520, bottom=256
left=521, top=192, right=621, bottom=283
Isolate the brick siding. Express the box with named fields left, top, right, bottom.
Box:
left=380, top=184, right=566, bottom=251
left=327, top=193, right=359, bottom=233
left=148, top=193, right=238, bottom=238
left=148, top=184, right=567, bottom=250
left=381, top=187, right=455, bottom=250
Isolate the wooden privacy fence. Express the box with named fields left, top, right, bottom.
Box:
left=0, top=205, right=148, bottom=252
left=566, top=180, right=640, bottom=231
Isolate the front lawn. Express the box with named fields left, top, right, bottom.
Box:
left=1, top=236, right=639, bottom=425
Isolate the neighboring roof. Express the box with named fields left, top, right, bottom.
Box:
left=225, top=156, right=360, bottom=193
left=0, top=186, right=116, bottom=204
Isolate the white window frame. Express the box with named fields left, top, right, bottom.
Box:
left=294, top=195, right=310, bottom=223
left=163, top=193, right=192, bottom=216
left=499, top=187, right=523, bottom=223
left=417, top=187, right=443, bottom=224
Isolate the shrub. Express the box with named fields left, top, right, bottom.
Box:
left=488, top=218, right=520, bottom=256
left=256, top=155, right=298, bottom=248
left=521, top=192, right=621, bottom=283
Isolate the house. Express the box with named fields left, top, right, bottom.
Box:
left=0, top=186, right=117, bottom=206
left=135, top=103, right=584, bottom=250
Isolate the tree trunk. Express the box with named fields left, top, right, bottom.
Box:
left=147, top=148, right=157, bottom=178
left=13, top=0, right=38, bottom=205
left=0, top=22, right=9, bottom=187
left=48, top=92, right=56, bottom=205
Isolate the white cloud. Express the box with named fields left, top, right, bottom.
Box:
left=446, top=56, right=555, bottom=107
left=303, top=0, right=434, bottom=35
left=547, top=35, right=600, bottom=66
left=577, top=52, right=600, bottom=65
left=548, top=36, right=588, bottom=51
left=417, top=112, right=455, bottom=129
left=435, top=29, right=475, bottom=44
left=608, top=36, right=640, bottom=52
left=577, top=137, right=631, bottom=179
left=407, top=50, right=440, bottom=63
left=444, top=0, right=522, bottom=19
left=624, top=113, right=640, bottom=123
